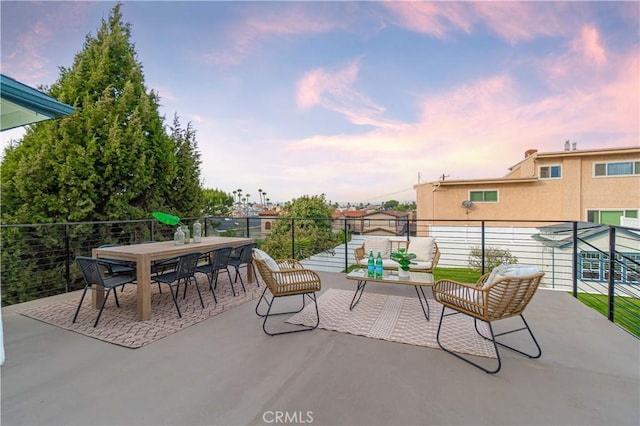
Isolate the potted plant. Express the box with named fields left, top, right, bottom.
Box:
left=390, top=248, right=416, bottom=278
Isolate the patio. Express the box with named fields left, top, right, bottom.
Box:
left=1, top=270, right=638, bottom=426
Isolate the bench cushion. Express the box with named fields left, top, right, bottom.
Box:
left=363, top=237, right=390, bottom=258
left=409, top=237, right=436, bottom=262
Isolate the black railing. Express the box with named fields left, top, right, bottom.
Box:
left=1, top=216, right=638, bottom=336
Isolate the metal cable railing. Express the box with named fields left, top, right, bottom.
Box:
left=1, top=216, right=638, bottom=336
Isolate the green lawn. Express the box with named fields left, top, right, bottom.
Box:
left=575, top=293, right=640, bottom=338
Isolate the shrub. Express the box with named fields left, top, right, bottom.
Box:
left=468, top=246, right=518, bottom=272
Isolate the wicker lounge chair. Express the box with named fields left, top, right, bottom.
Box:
left=433, top=265, right=545, bottom=374
left=253, top=249, right=321, bottom=336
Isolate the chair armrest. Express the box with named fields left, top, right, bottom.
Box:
left=433, top=279, right=487, bottom=318
left=430, top=243, right=441, bottom=270
left=476, top=272, right=492, bottom=287
left=275, top=259, right=305, bottom=269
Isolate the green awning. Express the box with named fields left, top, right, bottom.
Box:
left=1, top=73, right=75, bottom=131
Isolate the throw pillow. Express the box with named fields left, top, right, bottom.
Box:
left=253, top=248, right=279, bottom=271
left=363, top=237, right=390, bottom=258
left=409, top=237, right=435, bottom=262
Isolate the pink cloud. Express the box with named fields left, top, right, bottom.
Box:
left=205, top=4, right=341, bottom=68
left=1, top=2, right=94, bottom=86
left=572, top=25, right=607, bottom=65
left=296, top=60, right=406, bottom=130
left=381, top=1, right=473, bottom=38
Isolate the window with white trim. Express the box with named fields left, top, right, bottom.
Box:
left=540, top=165, right=562, bottom=179
left=469, top=190, right=498, bottom=203
left=587, top=209, right=638, bottom=225
left=579, top=252, right=640, bottom=284
left=594, top=161, right=640, bottom=177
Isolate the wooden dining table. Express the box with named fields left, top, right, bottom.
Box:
left=92, top=236, right=254, bottom=320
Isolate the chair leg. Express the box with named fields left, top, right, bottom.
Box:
left=234, top=266, right=242, bottom=284
left=94, top=288, right=114, bottom=327
left=113, top=287, right=120, bottom=308
left=72, top=286, right=90, bottom=323
left=255, top=289, right=307, bottom=318
left=260, top=293, right=319, bottom=336
left=436, top=306, right=502, bottom=374
left=251, top=264, right=259, bottom=287
left=474, top=314, right=542, bottom=360
left=192, top=276, right=205, bottom=308
left=166, top=284, right=182, bottom=318
left=227, top=268, right=243, bottom=293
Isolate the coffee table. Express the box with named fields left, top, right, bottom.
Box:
left=346, top=269, right=435, bottom=320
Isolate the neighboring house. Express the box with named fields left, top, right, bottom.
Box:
left=414, top=145, right=640, bottom=227
left=532, top=222, right=640, bottom=290
left=258, top=209, right=280, bottom=235
left=362, top=210, right=411, bottom=236
left=331, top=209, right=365, bottom=234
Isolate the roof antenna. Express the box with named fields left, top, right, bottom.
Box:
left=440, top=173, right=449, bottom=181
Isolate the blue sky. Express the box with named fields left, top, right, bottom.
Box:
left=1, top=1, right=638, bottom=204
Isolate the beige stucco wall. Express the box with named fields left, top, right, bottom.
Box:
left=415, top=147, right=640, bottom=227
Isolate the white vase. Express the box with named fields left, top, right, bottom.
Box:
left=398, top=267, right=410, bottom=278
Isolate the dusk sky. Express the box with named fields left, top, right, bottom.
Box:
left=1, top=1, right=638, bottom=204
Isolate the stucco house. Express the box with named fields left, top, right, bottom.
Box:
left=414, top=145, right=639, bottom=228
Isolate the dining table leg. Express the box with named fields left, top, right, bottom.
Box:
left=137, top=253, right=151, bottom=320
left=90, top=248, right=105, bottom=309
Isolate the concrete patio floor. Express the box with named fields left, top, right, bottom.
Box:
left=1, top=271, right=638, bottom=426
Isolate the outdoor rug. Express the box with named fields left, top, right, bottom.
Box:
left=287, top=288, right=497, bottom=358
left=19, top=272, right=264, bottom=349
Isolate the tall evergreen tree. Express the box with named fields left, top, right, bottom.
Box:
left=168, top=114, right=203, bottom=217
left=1, top=3, right=200, bottom=224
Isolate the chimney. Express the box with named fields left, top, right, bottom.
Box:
left=564, top=140, right=570, bottom=151
left=572, top=142, right=577, bottom=151
left=525, top=149, right=537, bottom=158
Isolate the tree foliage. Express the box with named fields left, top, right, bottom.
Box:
left=261, top=194, right=342, bottom=260
left=0, top=3, right=203, bottom=305
left=0, top=3, right=201, bottom=224
left=202, top=188, right=234, bottom=216
left=468, top=246, right=519, bottom=272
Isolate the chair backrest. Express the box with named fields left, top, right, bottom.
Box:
left=239, top=243, right=257, bottom=264
left=174, top=252, right=202, bottom=280
left=76, top=256, right=105, bottom=286
left=485, top=272, right=545, bottom=320
left=211, top=246, right=233, bottom=269
left=252, top=253, right=277, bottom=291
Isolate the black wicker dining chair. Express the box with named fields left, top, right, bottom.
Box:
left=73, top=256, right=137, bottom=327
left=196, top=246, right=235, bottom=301
left=152, top=251, right=203, bottom=318
left=228, top=243, right=258, bottom=288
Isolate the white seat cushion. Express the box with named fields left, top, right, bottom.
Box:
left=408, top=237, right=435, bottom=262
left=253, top=248, right=279, bottom=271
left=363, top=237, right=391, bottom=258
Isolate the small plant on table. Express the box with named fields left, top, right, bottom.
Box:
left=390, top=248, right=416, bottom=277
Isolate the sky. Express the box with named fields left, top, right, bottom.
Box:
left=1, top=1, right=639, bottom=205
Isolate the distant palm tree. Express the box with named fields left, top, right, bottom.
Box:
left=258, top=188, right=263, bottom=205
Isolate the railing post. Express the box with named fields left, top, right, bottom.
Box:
left=245, top=217, right=250, bottom=238
left=481, top=220, right=486, bottom=275
left=572, top=221, right=578, bottom=298
left=608, top=227, right=616, bottom=322
left=291, top=218, right=296, bottom=259
left=65, top=223, right=71, bottom=293
left=344, top=218, right=348, bottom=272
